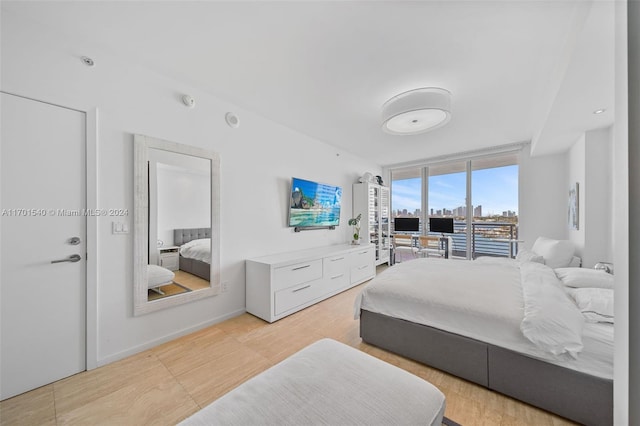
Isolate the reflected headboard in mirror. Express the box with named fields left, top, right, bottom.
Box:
left=133, top=134, right=220, bottom=316
left=174, top=228, right=211, bottom=281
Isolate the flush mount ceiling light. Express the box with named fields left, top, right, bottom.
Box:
left=382, top=87, right=452, bottom=135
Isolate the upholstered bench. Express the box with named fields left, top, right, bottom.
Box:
left=147, top=264, right=175, bottom=291
left=179, top=338, right=446, bottom=426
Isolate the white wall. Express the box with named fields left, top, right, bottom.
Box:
left=157, top=165, right=210, bottom=247
left=565, top=128, right=613, bottom=268
left=1, top=11, right=380, bottom=365
left=518, top=148, right=567, bottom=249
left=583, top=127, right=613, bottom=267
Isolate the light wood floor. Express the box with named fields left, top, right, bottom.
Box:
left=1, top=271, right=577, bottom=426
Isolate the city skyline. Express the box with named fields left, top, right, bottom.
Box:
left=391, top=165, right=518, bottom=217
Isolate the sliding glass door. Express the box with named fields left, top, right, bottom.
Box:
left=390, top=151, right=519, bottom=260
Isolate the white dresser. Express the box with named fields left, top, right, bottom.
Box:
left=246, top=244, right=376, bottom=322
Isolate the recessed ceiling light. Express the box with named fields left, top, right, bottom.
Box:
left=593, top=108, right=606, bottom=115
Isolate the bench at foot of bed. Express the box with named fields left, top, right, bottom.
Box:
left=178, top=338, right=446, bottom=426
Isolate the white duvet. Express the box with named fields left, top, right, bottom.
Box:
left=179, top=238, right=211, bottom=263
left=354, top=258, right=613, bottom=379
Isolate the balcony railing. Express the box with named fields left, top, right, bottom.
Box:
left=391, top=220, right=518, bottom=258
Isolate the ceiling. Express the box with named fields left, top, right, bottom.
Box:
left=3, top=1, right=615, bottom=166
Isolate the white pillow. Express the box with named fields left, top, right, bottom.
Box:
left=515, top=248, right=544, bottom=264
left=531, top=237, right=575, bottom=269
left=555, top=267, right=614, bottom=289
left=566, top=287, right=614, bottom=324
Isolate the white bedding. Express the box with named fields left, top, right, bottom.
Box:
left=354, top=258, right=613, bottom=379
left=179, top=238, right=211, bottom=263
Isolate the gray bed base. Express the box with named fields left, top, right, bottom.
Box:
left=173, top=228, right=211, bottom=281
left=360, top=309, right=613, bottom=426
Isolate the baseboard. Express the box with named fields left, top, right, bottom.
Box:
left=94, top=308, right=246, bottom=368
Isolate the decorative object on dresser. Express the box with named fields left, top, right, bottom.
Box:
left=246, top=244, right=375, bottom=322
left=348, top=213, right=362, bottom=245
left=353, top=181, right=390, bottom=265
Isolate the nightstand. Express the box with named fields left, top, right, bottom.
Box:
left=158, top=246, right=179, bottom=271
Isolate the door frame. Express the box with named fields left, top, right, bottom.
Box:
left=1, top=91, right=99, bottom=371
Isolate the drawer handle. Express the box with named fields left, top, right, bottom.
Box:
left=331, top=274, right=344, bottom=280
left=358, top=265, right=368, bottom=270
left=330, top=257, right=345, bottom=262
left=292, top=284, right=311, bottom=293
left=358, top=251, right=369, bottom=255
left=292, top=265, right=311, bottom=271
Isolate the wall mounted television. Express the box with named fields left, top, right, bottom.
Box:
left=289, top=177, right=342, bottom=230
left=429, top=217, right=454, bottom=234
left=394, top=217, right=420, bottom=233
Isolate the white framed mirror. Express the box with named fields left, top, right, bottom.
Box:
left=133, top=134, right=220, bottom=316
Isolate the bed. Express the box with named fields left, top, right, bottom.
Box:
left=355, top=239, right=614, bottom=426
left=174, top=228, right=211, bottom=281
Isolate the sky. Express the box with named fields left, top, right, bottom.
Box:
left=392, top=165, right=518, bottom=216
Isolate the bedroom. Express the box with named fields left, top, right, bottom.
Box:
left=0, top=1, right=637, bottom=425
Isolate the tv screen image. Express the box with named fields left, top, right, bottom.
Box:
left=289, top=177, right=342, bottom=228
left=394, top=217, right=420, bottom=233
left=429, top=217, right=454, bottom=234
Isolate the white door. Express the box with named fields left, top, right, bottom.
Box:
left=0, top=93, right=86, bottom=400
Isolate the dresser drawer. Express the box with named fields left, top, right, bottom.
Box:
left=324, top=254, right=350, bottom=293
left=351, top=263, right=375, bottom=284
left=274, top=280, right=324, bottom=315
left=350, top=247, right=374, bottom=266
left=273, top=259, right=323, bottom=291
left=350, top=247, right=375, bottom=284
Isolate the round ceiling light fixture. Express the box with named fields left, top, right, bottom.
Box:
left=382, top=87, right=452, bottom=135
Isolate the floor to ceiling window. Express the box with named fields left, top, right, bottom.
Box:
left=390, top=150, right=520, bottom=260
left=470, top=154, right=519, bottom=259
left=389, top=168, right=422, bottom=232
left=427, top=161, right=468, bottom=257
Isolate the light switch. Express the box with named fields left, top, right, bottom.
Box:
left=112, top=221, right=129, bottom=234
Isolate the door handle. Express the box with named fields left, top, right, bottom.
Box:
left=51, top=254, right=82, bottom=264
left=68, top=237, right=81, bottom=245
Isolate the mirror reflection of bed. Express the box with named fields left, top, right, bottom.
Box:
left=148, top=228, right=212, bottom=301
